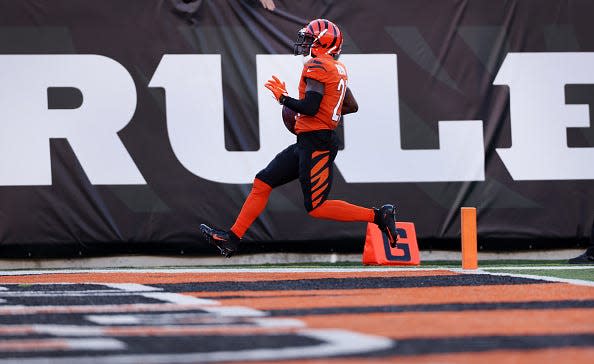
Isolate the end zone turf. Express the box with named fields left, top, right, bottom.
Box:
left=0, top=266, right=593, bottom=363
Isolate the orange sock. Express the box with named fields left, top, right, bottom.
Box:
left=308, top=200, right=375, bottom=222
left=230, top=178, right=272, bottom=238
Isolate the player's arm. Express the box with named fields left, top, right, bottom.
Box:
left=341, top=87, right=358, bottom=115
left=279, top=78, right=323, bottom=116
left=265, top=76, right=324, bottom=116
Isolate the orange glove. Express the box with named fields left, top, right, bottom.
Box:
left=265, top=75, right=288, bottom=103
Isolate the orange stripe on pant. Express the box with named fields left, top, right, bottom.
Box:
left=311, top=182, right=329, bottom=203
left=311, top=168, right=329, bottom=192
left=309, top=150, right=331, bottom=209
left=310, top=155, right=329, bottom=177
left=311, top=150, right=329, bottom=159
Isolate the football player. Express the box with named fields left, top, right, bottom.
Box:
left=200, top=19, right=399, bottom=257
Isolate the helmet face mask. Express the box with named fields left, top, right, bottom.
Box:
left=294, top=29, right=315, bottom=57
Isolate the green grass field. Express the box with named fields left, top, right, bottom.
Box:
left=147, top=260, right=594, bottom=284
left=483, top=267, right=594, bottom=282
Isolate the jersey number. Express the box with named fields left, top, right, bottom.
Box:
left=332, top=78, right=347, bottom=122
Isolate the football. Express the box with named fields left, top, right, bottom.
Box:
left=282, top=105, right=297, bottom=135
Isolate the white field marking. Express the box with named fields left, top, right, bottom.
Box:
left=0, top=267, right=449, bottom=276
left=0, top=282, right=160, bottom=297
left=34, top=325, right=103, bottom=336
left=66, top=338, right=126, bottom=351
left=0, top=338, right=125, bottom=352
left=0, top=278, right=393, bottom=362
left=0, top=291, right=164, bottom=297
left=114, top=283, right=228, bottom=306
left=253, top=318, right=305, bottom=328
left=0, top=322, right=304, bottom=337
left=86, top=315, right=141, bottom=325
left=0, top=283, right=215, bottom=304
left=137, top=287, right=266, bottom=318
left=85, top=313, right=278, bottom=326
left=85, top=314, right=302, bottom=328
left=197, top=305, right=266, bottom=317
left=102, top=283, right=163, bottom=292
left=139, top=292, right=218, bottom=305
left=0, top=329, right=393, bottom=363
left=450, top=268, right=594, bottom=287
left=0, top=305, right=26, bottom=310
left=0, top=303, right=224, bottom=315
left=0, top=299, right=5, bottom=303
left=101, top=283, right=220, bottom=306
left=482, top=266, right=594, bottom=270
left=84, top=313, right=221, bottom=325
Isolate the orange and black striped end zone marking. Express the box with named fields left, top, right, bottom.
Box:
left=0, top=269, right=593, bottom=363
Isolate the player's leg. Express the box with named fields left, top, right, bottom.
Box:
left=299, top=148, right=374, bottom=222
left=310, top=201, right=399, bottom=246
left=199, top=177, right=272, bottom=258
left=297, top=132, right=399, bottom=246
left=231, top=144, right=300, bottom=238
left=228, top=178, right=272, bottom=239
left=200, top=144, right=299, bottom=257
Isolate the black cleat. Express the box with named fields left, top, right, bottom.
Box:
left=568, top=247, right=594, bottom=265
left=199, top=224, right=240, bottom=258
left=375, top=204, right=399, bottom=248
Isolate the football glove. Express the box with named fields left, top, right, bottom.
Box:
left=265, top=75, right=288, bottom=103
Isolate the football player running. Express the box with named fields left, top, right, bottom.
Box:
left=200, top=19, right=399, bottom=257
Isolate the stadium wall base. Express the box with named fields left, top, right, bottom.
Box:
left=0, top=249, right=584, bottom=270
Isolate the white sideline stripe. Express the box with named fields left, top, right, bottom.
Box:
left=66, top=338, right=126, bottom=351
left=86, top=310, right=269, bottom=326
left=140, top=292, right=218, bottom=305
left=87, top=315, right=141, bottom=325
left=0, top=338, right=125, bottom=352
left=198, top=306, right=267, bottom=317
left=0, top=266, right=591, bottom=276
left=105, top=283, right=223, bottom=308
left=0, top=322, right=298, bottom=336
left=0, top=291, right=166, bottom=297
left=0, top=299, right=5, bottom=303
left=0, top=303, right=224, bottom=315
left=0, top=329, right=393, bottom=363
left=253, top=318, right=305, bottom=328
left=103, top=283, right=163, bottom=292
left=106, top=283, right=220, bottom=306
left=85, top=315, right=302, bottom=327
left=483, top=266, right=594, bottom=270
left=0, top=287, right=7, bottom=290
left=0, top=267, right=448, bottom=276
left=451, top=268, right=594, bottom=287
left=0, top=284, right=192, bottom=301
left=35, top=325, right=104, bottom=336
left=0, top=305, right=26, bottom=310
